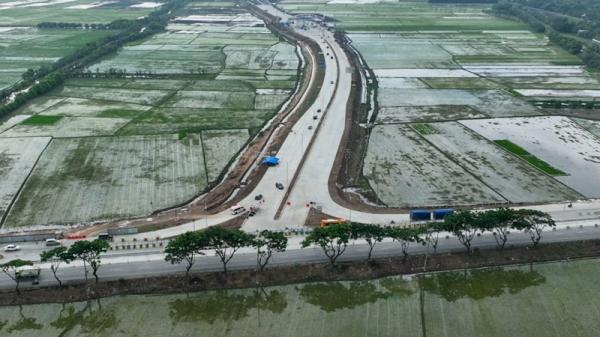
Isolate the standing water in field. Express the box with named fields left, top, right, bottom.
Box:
left=1, top=258, right=600, bottom=337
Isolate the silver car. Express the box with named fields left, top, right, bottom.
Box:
left=3, top=244, right=20, bottom=252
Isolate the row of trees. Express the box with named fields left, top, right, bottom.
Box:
left=0, top=72, right=65, bottom=118
left=509, top=0, right=600, bottom=24
left=165, top=227, right=288, bottom=276
left=492, top=1, right=600, bottom=71
left=165, top=208, right=555, bottom=276
left=492, top=2, right=546, bottom=33
left=302, top=208, right=554, bottom=263
left=0, top=208, right=554, bottom=291
left=37, top=22, right=112, bottom=30
left=0, top=239, right=109, bottom=292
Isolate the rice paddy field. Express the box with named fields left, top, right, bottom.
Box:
left=0, top=137, right=50, bottom=221
left=282, top=0, right=600, bottom=207
left=0, top=2, right=300, bottom=227
left=4, top=133, right=236, bottom=227
left=0, top=0, right=157, bottom=25
left=0, top=27, right=117, bottom=91
left=2, top=258, right=600, bottom=336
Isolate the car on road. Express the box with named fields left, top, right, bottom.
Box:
left=98, top=233, right=113, bottom=241
left=330, top=81, right=334, bottom=84
left=3, top=244, right=20, bottom=252
left=317, top=109, right=322, bottom=113
left=308, top=125, right=313, bottom=130
left=230, top=205, right=246, bottom=215
left=275, top=182, right=285, bottom=190
left=254, top=194, right=263, bottom=201
left=45, top=238, right=61, bottom=246
left=313, top=115, right=318, bottom=120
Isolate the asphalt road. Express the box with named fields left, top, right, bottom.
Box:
left=2, top=223, right=600, bottom=290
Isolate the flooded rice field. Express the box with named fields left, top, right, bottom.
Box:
left=2, top=258, right=600, bottom=336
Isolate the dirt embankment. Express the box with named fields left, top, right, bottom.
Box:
left=3, top=239, right=600, bottom=306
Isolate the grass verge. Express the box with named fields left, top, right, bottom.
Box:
left=21, top=115, right=63, bottom=125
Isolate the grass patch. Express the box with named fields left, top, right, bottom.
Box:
left=412, top=123, right=439, bottom=135
left=97, top=109, right=142, bottom=118
left=494, top=139, right=568, bottom=176
left=21, top=115, right=63, bottom=125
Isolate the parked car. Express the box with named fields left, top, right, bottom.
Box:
left=275, top=182, right=285, bottom=190
left=3, top=244, right=20, bottom=252
left=45, top=238, right=61, bottom=246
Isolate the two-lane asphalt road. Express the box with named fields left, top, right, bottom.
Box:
left=2, top=222, right=600, bottom=290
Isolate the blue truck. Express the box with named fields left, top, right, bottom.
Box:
left=433, top=208, right=454, bottom=220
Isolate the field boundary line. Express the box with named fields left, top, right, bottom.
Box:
left=0, top=137, right=52, bottom=228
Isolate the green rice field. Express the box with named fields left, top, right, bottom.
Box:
left=1, top=258, right=600, bottom=336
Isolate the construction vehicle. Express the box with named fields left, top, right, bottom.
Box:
left=320, top=218, right=347, bottom=227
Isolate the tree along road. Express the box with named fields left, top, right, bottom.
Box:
left=2, top=221, right=600, bottom=290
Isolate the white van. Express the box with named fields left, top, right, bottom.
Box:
left=229, top=205, right=246, bottom=215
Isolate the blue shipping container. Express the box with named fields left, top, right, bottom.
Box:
left=410, top=209, right=431, bottom=221
left=433, top=208, right=454, bottom=220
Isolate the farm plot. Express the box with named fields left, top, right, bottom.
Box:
left=202, top=129, right=249, bottom=182
left=38, top=98, right=151, bottom=118
left=0, top=116, right=130, bottom=137
left=349, top=35, right=456, bottom=69
left=0, top=0, right=155, bottom=25
left=4, top=134, right=210, bottom=227
left=376, top=106, right=487, bottom=124
left=0, top=27, right=116, bottom=89
left=362, top=124, right=506, bottom=207
left=0, top=137, right=50, bottom=221
left=572, top=118, right=600, bottom=138
left=117, top=108, right=271, bottom=135
left=420, top=122, right=581, bottom=203
left=461, top=116, right=600, bottom=198
left=57, top=85, right=170, bottom=105
left=163, top=90, right=255, bottom=110
left=496, top=76, right=600, bottom=90
left=378, top=89, right=540, bottom=117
